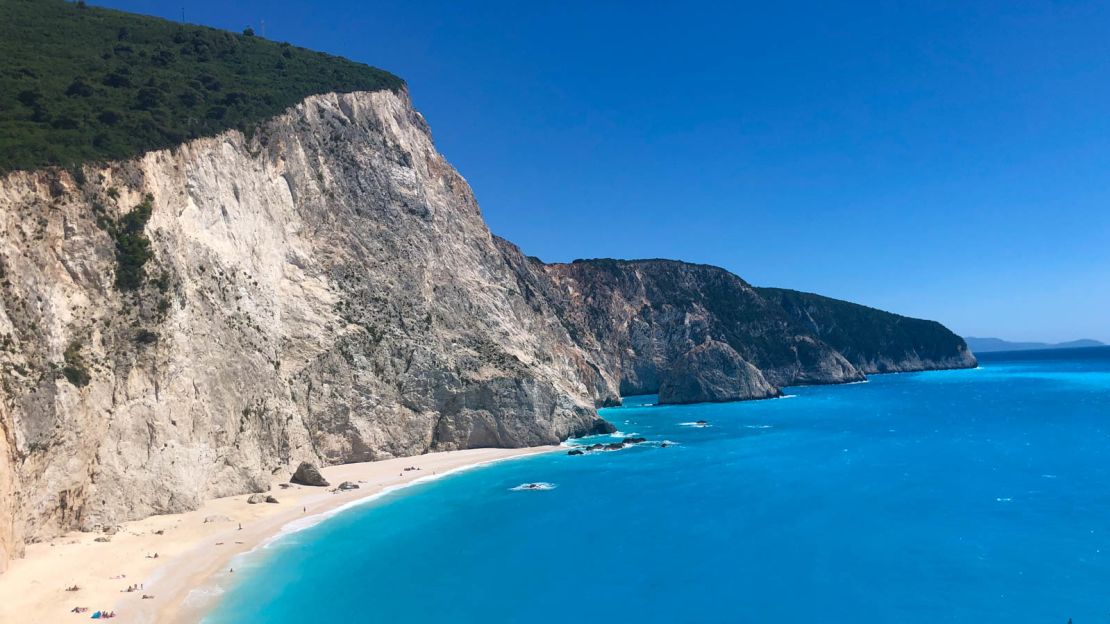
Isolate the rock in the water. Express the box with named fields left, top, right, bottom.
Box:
left=622, top=437, right=647, bottom=445
left=603, top=442, right=625, bottom=451
left=574, top=419, right=618, bottom=436
left=203, top=514, right=231, bottom=524
left=246, top=493, right=268, bottom=504
left=658, top=340, right=780, bottom=404
left=567, top=449, right=585, bottom=456
left=291, top=462, right=329, bottom=487
left=337, top=481, right=359, bottom=491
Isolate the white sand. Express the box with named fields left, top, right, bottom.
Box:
left=0, top=446, right=556, bottom=623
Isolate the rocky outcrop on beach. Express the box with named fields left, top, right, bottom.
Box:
left=0, top=86, right=975, bottom=569
left=291, top=463, right=330, bottom=488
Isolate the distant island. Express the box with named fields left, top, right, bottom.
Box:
left=964, top=337, right=1106, bottom=353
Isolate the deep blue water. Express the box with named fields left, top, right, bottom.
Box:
left=207, top=347, right=1110, bottom=623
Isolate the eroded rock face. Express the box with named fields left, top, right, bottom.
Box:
left=530, top=257, right=868, bottom=397
left=0, top=411, right=20, bottom=571
left=525, top=256, right=974, bottom=403
left=0, top=90, right=607, bottom=556
left=755, top=287, right=979, bottom=374
left=658, top=340, right=780, bottom=404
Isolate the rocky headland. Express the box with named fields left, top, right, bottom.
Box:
left=0, top=5, right=975, bottom=572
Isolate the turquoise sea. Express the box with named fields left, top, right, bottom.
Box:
left=207, top=347, right=1110, bottom=623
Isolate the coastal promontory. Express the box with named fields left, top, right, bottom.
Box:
left=0, top=0, right=975, bottom=571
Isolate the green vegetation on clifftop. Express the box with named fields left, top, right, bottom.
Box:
left=0, top=0, right=403, bottom=172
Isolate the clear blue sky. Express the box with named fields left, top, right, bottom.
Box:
left=98, top=1, right=1110, bottom=342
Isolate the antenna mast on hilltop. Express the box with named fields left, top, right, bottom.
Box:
left=260, top=19, right=266, bottom=38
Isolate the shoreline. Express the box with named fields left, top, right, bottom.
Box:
left=0, top=446, right=557, bottom=624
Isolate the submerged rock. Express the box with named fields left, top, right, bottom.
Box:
left=291, top=462, right=330, bottom=487
left=622, top=437, right=647, bottom=445
left=567, top=449, right=585, bottom=456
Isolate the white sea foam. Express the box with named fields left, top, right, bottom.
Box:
left=182, top=584, right=225, bottom=608
left=510, top=482, right=556, bottom=491
left=995, top=497, right=1013, bottom=502
left=678, top=422, right=711, bottom=428
left=1041, top=474, right=1058, bottom=479
left=185, top=460, right=518, bottom=623
left=776, top=394, right=797, bottom=399
left=744, top=424, right=773, bottom=429
left=254, top=453, right=541, bottom=551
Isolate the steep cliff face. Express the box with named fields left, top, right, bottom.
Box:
left=657, top=340, right=779, bottom=404
left=527, top=257, right=975, bottom=402
left=534, top=258, right=863, bottom=396
left=0, top=402, right=19, bottom=572
left=0, top=90, right=609, bottom=552
left=757, top=287, right=978, bottom=373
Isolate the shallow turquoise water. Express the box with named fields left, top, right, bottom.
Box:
left=206, top=348, right=1110, bottom=623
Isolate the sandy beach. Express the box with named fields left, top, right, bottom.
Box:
left=0, top=446, right=556, bottom=623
